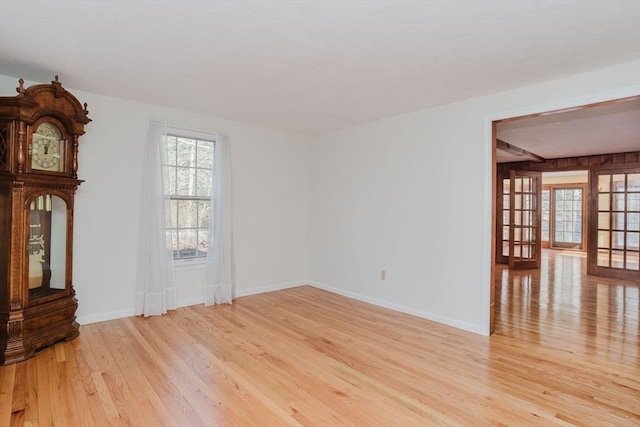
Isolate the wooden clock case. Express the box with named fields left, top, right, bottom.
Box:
left=0, top=77, right=90, bottom=364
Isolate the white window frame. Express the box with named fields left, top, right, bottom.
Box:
left=163, top=127, right=216, bottom=265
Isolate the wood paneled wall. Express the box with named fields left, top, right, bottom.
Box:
left=498, top=151, right=639, bottom=172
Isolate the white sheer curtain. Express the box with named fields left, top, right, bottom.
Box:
left=204, top=134, right=234, bottom=305
left=135, top=121, right=177, bottom=316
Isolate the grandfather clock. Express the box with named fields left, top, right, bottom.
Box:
left=0, top=76, right=90, bottom=364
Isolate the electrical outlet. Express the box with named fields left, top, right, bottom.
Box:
left=380, top=270, right=386, bottom=280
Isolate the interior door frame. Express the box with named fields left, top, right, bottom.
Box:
left=487, top=91, right=640, bottom=335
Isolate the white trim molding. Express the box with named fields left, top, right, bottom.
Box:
left=308, top=281, right=484, bottom=335
left=77, top=308, right=136, bottom=325
left=234, top=280, right=307, bottom=298
left=78, top=279, right=484, bottom=334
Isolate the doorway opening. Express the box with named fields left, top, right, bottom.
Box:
left=489, top=95, right=640, bottom=334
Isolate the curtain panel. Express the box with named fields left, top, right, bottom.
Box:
left=135, top=121, right=177, bottom=316
left=204, top=134, right=234, bottom=305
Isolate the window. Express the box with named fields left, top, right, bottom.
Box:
left=541, top=189, right=550, bottom=242
left=552, top=187, right=583, bottom=248
left=540, top=177, right=588, bottom=251
left=163, top=133, right=215, bottom=260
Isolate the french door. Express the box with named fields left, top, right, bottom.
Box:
left=589, top=169, right=640, bottom=280
left=497, top=170, right=542, bottom=268
left=507, top=170, right=542, bottom=269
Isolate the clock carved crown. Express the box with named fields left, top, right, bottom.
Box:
left=0, top=76, right=91, bottom=179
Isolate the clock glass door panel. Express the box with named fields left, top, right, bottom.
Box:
left=28, top=194, right=67, bottom=299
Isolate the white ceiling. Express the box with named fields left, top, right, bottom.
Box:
left=0, top=1, right=639, bottom=135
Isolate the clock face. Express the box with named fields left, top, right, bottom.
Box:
left=31, top=123, right=63, bottom=172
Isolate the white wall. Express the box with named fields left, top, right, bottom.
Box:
left=2, top=59, right=639, bottom=334
left=308, top=60, right=640, bottom=334
left=0, top=74, right=311, bottom=323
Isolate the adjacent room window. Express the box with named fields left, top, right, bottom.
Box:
left=541, top=189, right=550, bottom=242
left=541, top=178, right=587, bottom=251
left=552, top=187, right=584, bottom=249
left=163, top=133, right=215, bottom=260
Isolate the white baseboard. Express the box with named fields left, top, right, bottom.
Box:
left=75, top=280, right=308, bottom=325
left=77, top=297, right=205, bottom=325
left=76, top=308, right=136, bottom=325
left=234, top=280, right=307, bottom=298
left=307, top=281, right=484, bottom=335
left=177, top=296, right=205, bottom=308
left=76, top=280, right=483, bottom=336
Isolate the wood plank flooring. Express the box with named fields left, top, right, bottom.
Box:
left=1, top=250, right=638, bottom=426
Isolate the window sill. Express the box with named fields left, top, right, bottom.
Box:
left=173, top=258, right=207, bottom=271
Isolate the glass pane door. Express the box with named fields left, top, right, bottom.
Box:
left=508, top=170, right=542, bottom=269
left=501, top=177, right=510, bottom=259
left=590, top=170, right=640, bottom=279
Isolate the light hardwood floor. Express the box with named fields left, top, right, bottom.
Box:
left=1, top=250, right=638, bottom=426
